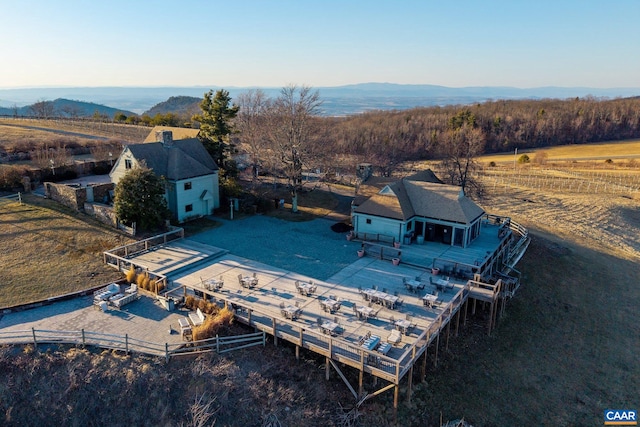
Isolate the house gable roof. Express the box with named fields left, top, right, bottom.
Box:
left=143, top=126, right=200, bottom=142
left=126, top=138, right=218, bottom=181
left=354, top=171, right=484, bottom=225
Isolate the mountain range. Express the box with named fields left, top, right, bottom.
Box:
left=1, top=83, right=639, bottom=117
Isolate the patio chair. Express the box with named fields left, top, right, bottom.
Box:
left=316, top=317, right=323, bottom=327
left=389, top=315, right=395, bottom=323
left=394, top=290, right=399, bottom=296
left=396, top=298, right=404, bottom=307
left=279, top=302, right=285, bottom=309
left=406, top=314, right=412, bottom=321
left=382, top=288, right=388, bottom=293
left=253, top=272, right=257, bottom=278
left=238, top=273, right=243, bottom=284
left=295, top=301, right=300, bottom=308
left=402, top=277, right=407, bottom=284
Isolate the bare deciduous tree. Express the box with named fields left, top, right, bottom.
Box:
left=235, top=89, right=272, bottom=184
left=267, top=85, right=322, bottom=212
left=439, top=124, right=485, bottom=197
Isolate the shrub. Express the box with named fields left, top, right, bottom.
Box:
left=142, top=275, right=151, bottom=292
left=604, top=158, right=613, bottom=164
left=136, top=273, right=146, bottom=288
left=185, top=295, right=196, bottom=310
left=488, top=161, right=496, bottom=167
left=517, top=154, right=530, bottom=164
left=125, top=265, right=136, bottom=283
left=191, top=307, right=234, bottom=341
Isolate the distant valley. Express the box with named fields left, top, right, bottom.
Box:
left=1, top=83, right=639, bottom=117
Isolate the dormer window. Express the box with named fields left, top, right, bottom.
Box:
left=125, top=159, right=132, bottom=170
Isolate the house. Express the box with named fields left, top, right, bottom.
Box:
left=110, top=130, right=219, bottom=223
left=352, top=170, right=485, bottom=248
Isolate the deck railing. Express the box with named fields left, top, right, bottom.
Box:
left=0, top=327, right=265, bottom=362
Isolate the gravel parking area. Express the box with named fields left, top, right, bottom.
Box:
left=190, top=215, right=360, bottom=281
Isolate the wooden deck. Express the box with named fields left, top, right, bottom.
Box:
left=120, top=215, right=526, bottom=411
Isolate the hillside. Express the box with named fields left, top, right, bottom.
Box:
left=143, top=95, right=200, bottom=117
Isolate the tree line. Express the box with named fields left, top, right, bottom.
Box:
left=212, top=90, right=640, bottom=198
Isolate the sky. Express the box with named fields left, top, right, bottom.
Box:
left=1, top=0, right=639, bottom=90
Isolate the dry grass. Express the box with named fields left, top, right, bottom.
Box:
left=0, top=194, right=131, bottom=308
left=0, top=118, right=149, bottom=150
left=478, top=138, right=640, bottom=164
left=262, top=187, right=341, bottom=222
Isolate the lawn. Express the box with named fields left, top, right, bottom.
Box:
left=0, top=194, right=131, bottom=308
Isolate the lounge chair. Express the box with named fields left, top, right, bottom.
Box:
left=189, top=308, right=206, bottom=326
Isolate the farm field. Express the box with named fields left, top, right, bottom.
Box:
left=478, top=138, right=640, bottom=164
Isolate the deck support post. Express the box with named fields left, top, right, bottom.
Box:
left=420, top=347, right=427, bottom=382
left=272, top=318, right=277, bottom=346
left=454, top=308, right=461, bottom=337
left=445, top=321, right=451, bottom=351
left=434, top=334, right=440, bottom=367
left=472, top=298, right=477, bottom=315
left=393, top=385, right=399, bottom=420
left=325, top=357, right=330, bottom=380
left=358, top=369, right=364, bottom=396
left=406, top=365, right=413, bottom=403
left=487, top=301, right=494, bottom=335
left=463, top=299, right=468, bottom=325
left=295, top=345, right=300, bottom=360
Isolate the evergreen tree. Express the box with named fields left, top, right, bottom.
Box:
left=114, top=165, right=169, bottom=231
left=192, top=89, right=240, bottom=176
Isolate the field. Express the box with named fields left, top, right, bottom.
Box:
left=0, top=194, right=131, bottom=308
left=0, top=117, right=149, bottom=157
left=478, top=138, right=640, bottom=164
left=0, top=139, right=639, bottom=425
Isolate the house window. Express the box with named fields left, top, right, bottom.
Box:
left=185, top=204, right=193, bottom=212
left=366, top=218, right=372, bottom=224
left=184, top=182, right=192, bottom=190
left=125, top=159, right=132, bottom=169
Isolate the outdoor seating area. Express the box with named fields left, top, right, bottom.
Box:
left=403, top=277, right=426, bottom=293
left=94, top=283, right=139, bottom=309
left=318, top=317, right=340, bottom=335
left=178, top=317, right=192, bottom=339
left=295, top=280, right=317, bottom=296
left=202, top=276, right=224, bottom=291
left=319, top=296, right=342, bottom=313
left=430, top=276, right=453, bottom=292
left=394, top=316, right=416, bottom=335
left=280, top=302, right=302, bottom=320
left=359, top=331, right=381, bottom=350
left=360, top=287, right=400, bottom=309
left=353, top=304, right=377, bottom=320
left=238, top=273, right=258, bottom=289
left=387, top=329, right=402, bottom=345
left=93, top=283, right=121, bottom=302
left=422, top=292, right=438, bottom=308
left=188, top=308, right=206, bottom=326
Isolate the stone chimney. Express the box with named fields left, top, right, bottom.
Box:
left=156, top=130, right=173, bottom=147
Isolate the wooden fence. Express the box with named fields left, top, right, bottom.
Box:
left=0, top=328, right=265, bottom=362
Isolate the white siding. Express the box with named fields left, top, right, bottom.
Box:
left=109, top=148, right=139, bottom=185
left=353, top=213, right=404, bottom=242
left=174, top=173, right=219, bottom=222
